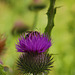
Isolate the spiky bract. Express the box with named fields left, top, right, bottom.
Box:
left=17, top=53, right=53, bottom=74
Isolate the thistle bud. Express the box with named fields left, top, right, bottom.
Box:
left=17, top=53, right=53, bottom=74
left=29, top=0, right=46, bottom=11
left=12, top=20, right=29, bottom=35
left=29, top=4, right=46, bottom=11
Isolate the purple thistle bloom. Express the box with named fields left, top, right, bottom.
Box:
left=16, top=31, right=51, bottom=54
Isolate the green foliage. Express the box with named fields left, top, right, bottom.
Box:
left=0, top=64, right=6, bottom=75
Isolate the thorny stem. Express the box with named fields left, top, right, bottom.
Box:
left=44, top=0, right=56, bottom=38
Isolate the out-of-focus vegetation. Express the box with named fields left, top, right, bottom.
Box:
left=0, top=0, right=75, bottom=75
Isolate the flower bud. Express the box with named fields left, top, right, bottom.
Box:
left=17, top=53, right=53, bottom=74
left=12, top=20, right=29, bottom=35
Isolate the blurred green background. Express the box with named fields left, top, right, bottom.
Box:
left=0, top=0, right=75, bottom=75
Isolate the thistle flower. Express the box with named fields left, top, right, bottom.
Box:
left=16, top=31, right=51, bottom=54
left=0, top=34, right=6, bottom=54
left=16, top=31, right=53, bottom=74
left=17, top=53, right=54, bottom=74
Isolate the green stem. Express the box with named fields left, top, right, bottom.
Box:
left=32, top=11, right=38, bottom=30
left=33, top=73, right=37, bottom=75
left=44, top=0, right=56, bottom=37
left=42, top=73, right=44, bottom=75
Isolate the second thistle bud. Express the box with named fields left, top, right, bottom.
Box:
left=12, top=20, right=29, bottom=35
left=29, top=0, right=46, bottom=11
